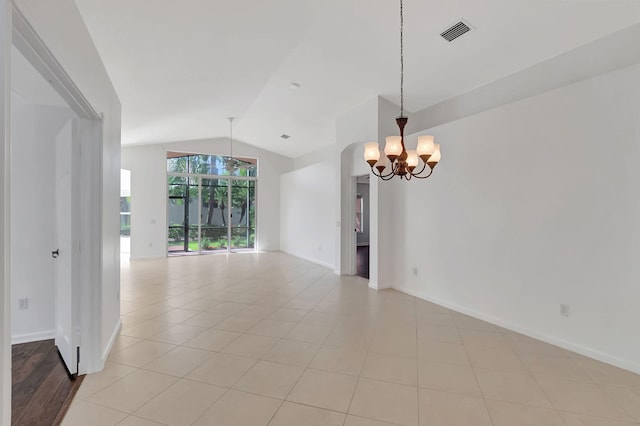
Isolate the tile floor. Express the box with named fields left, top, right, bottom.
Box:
left=62, top=252, right=640, bottom=426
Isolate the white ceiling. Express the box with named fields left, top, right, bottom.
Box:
left=74, top=0, right=640, bottom=158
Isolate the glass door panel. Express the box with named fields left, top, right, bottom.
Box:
left=168, top=176, right=199, bottom=254
left=231, top=180, right=255, bottom=250
left=200, top=178, right=229, bottom=252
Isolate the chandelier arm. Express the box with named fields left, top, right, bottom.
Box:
left=410, top=167, right=435, bottom=180
left=370, top=163, right=397, bottom=179
left=409, top=162, right=428, bottom=177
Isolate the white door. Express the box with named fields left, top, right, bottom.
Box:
left=54, top=119, right=77, bottom=375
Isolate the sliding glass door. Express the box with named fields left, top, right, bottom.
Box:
left=230, top=179, right=255, bottom=250
left=200, top=178, right=229, bottom=252
left=167, top=152, right=258, bottom=256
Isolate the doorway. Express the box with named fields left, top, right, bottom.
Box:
left=355, top=175, right=370, bottom=279
left=9, top=41, right=87, bottom=422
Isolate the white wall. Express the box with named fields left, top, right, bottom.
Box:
left=0, top=1, right=11, bottom=423
left=395, top=63, right=640, bottom=373
left=280, top=161, right=335, bottom=268
left=10, top=95, right=76, bottom=343
left=122, top=138, right=293, bottom=259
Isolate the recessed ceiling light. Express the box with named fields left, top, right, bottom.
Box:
left=281, top=134, right=291, bottom=140
left=290, top=82, right=301, bottom=89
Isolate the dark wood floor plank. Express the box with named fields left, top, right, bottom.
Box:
left=12, top=339, right=84, bottom=426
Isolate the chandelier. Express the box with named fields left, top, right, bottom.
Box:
left=364, top=0, right=441, bottom=180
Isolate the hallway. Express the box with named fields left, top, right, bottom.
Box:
left=63, top=252, right=640, bottom=426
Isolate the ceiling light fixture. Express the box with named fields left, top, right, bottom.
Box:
left=225, top=117, right=239, bottom=174
left=364, top=0, right=441, bottom=181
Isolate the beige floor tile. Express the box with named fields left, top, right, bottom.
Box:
left=349, top=378, right=418, bottom=426
left=75, top=362, right=137, bottom=399
left=192, top=389, right=282, bottom=426
left=262, top=339, right=320, bottom=367
left=233, top=360, right=303, bottom=399
left=418, top=359, right=481, bottom=396
left=309, top=345, right=368, bottom=376
left=561, top=412, right=640, bottom=426
left=182, top=328, right=241, bottom=351
left=108, top=340, right=176, bottom=368
left=239, top=304, right=278, bottom=319
left=417, top=341, right=469, bottom=366
left=88, top=369, right=178, bottom=413
left=286, top=323, right=334, bottom=344
left=208, top=301, right=250, bottom=315
left=474, top=368, right=552, bottom=408
left=602, top=385, right=640, bottom=421
left=268, top=308, right=309, bottom=322
left=110, top=335, right=143, bottom=354
left=248, top=319, right=297, bottom=338
left=418, top=388, right=492, bottom=426
left=344, top=415, right=399, bottom=426
left=186, top=352, right=257, bottom=387
left=148, top=324, right=206, bottom=345
left=120, top=320, right=173, bottom=339
left=180, top=298, right=220, bottom=311
left=417, top=325, right=461, bottom=344
left=537, top=377, right=634, bottom=421
left=324, top=325, right=374, bottom=348
left=151, top=308, right=200, bottom=324
left=126, top=305, right=172, bottom=320
left=486, top=399, right=566, bottom=426
left=117, top=416, right=166, bottom=426
left=369, top=331, right=417, bottom=359
left=361, top=352, right=418, bottom=386
left=287, top=369, right=358, bottom=412
left=61, top=400, right=127, bottom=426
left=518, top=352, right=594, bottom=382
left=459, top=328, right=510, bottom=349
left=505, top=332, right=573, bottom=357
left=269, top=401, right=345, bottom=426
left=221, top=334, right=278, bottom=358
left=135, top=379, right=226, bottom=426
left=577, top=359, right=640, bottom=390
left=453, top=314, right=500, bottom=332
left=215, top=314, right=263, bottom=332
left=142, top=346, right=212, bottom=377
left=181, top=311, right=229, bottom=327
left=300, top=311, right=342, bottom=327
left=465, top=343, right=526, bottom=372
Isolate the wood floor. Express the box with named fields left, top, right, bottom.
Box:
left=356, top=245, right=369, bottom=279
left=12, top=339, right=84, bottom=426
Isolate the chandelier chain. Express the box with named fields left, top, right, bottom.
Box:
left=400, top=0, right=404, bottom=117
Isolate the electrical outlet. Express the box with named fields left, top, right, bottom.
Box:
left=412, top=267, right=418, bottom=277
left=560, top=304, right=570, bottom=317
left=18, top=298, right=28, bottom=310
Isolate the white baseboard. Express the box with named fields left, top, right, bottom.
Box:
left=278, top=249, right=334, bottom=270
left=394, top=284, right=640, bottom=376
left=12, top=330, right=55, bottom=345
left=101, top=319, right=122, bottom=363
left=369, top=281, right=392, bottom=290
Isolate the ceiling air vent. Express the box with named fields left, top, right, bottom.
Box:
left=440, top=21, right=471, bottom=42
left=280, top=134, right=290, bottom=140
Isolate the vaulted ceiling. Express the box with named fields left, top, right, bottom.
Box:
left=74, top=0, right=640, bottom=158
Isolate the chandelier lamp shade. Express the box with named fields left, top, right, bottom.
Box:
left=364, top=0, right=442, bottom=181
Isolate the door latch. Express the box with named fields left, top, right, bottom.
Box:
left=52, top=249, right=60, bottom=259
